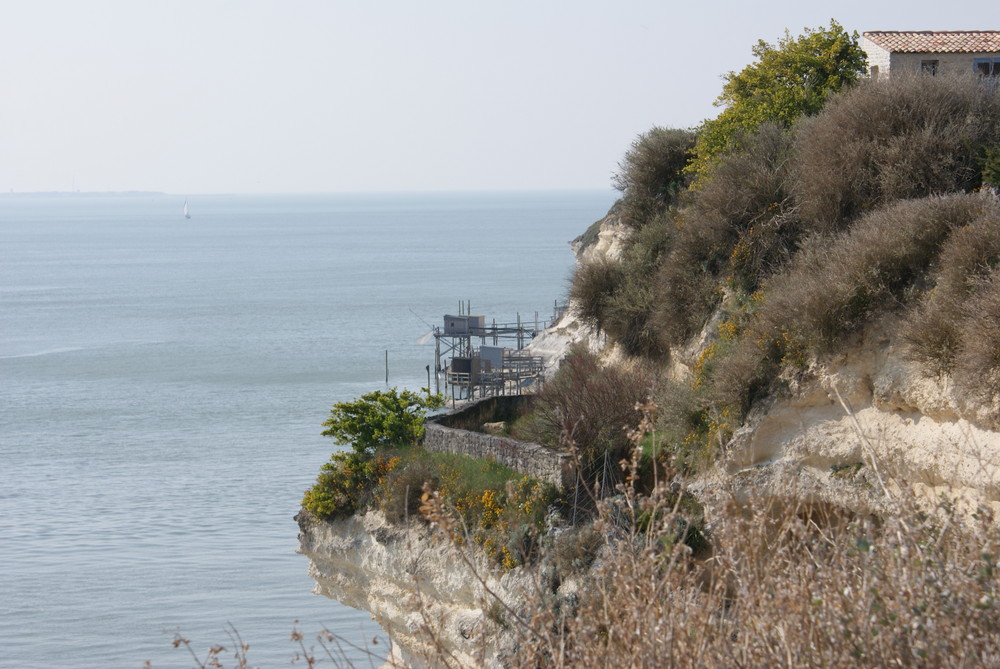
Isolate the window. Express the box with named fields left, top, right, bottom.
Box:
left=869, top=65, right=879, bottom=80
left=921, top=59, right=939, bottom=75
left=974, top=57, right=1000, bottom=76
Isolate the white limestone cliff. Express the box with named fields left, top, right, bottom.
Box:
left=296, top=509, right=539, bottom=669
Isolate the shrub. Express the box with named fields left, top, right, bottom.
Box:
left=650, top=125, right=797, bottom=347
left=570, top=258, right=625, bottom=333
left=321, top=388, right=445, bottom=457
left=514, top=344, right=651, bottom=482
left=751, top=194, right=980, bottom=355
left=793, top=73, right=1000, bottom=231
left=301, top=451, right=400, bottom=519
left=570, top=215, right=674, bottom=358
left=375, top=453, right=439, bottom=522
left=954, top=269, right=1000, bottom=400
left=902, top=194, right=1000, bottom=373
left=603, top=216, right=674, bottom=357
left=669, top=194, right=994, bottom=440
left=613, top=127, right=695, bottom=228
left=650, top=379, right=713, bottom=475
left=984, top=144, right=1000, bottom=188
left=689, top=21, right=866, bottom=178
left=552, top=524, right=604, bottom=577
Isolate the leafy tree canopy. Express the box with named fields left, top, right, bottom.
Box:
left=689, top=20, right=867, bottom=178
left=321, top=387, right=445, bottom=457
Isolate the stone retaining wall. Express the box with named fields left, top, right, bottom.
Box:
left=424, top=398, right=575, bottom=489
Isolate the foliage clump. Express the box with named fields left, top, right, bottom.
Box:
left=900, top=194, right=1000, bottom=397
left=513, top=344, right=651, bottom=485
left=303, top=388, right=443, bottom=519
left=613, top=127, right=695, bottom=228
left=793, top=72, right=1000, bottom=230
left=689, top=20, right=866, bottom=179
left=572, top=48, right=1000, bottom=454
left=320, top=388, right=444, bottom=457
left=570, top=216, right=672, bottom=357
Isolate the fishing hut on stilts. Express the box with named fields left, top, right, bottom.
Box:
left=433, top=300, right=560, bottom=404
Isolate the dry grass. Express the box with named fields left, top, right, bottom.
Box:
left=508, top=492, right=1000, bottom=668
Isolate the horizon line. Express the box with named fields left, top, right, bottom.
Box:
left=0, top=186, right=619, bottom=198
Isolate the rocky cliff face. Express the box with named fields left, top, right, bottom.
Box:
left=711, top=317, right=1000, bottom=517
left=296, top=509, right=536, bottom=668
left=524, top=205, right=629, bottom=374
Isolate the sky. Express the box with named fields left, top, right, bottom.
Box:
left=0, top=1, right=993, bottom=195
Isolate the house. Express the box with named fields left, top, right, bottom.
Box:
left=861, top=31, right=1000, bottom=78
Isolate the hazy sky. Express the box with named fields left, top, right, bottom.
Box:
left=0, top=1, right=991, bottom=194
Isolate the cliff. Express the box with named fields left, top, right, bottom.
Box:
left=296, top=509, right=541, bottom=668
left=567, top=208, right=1000, bottom=518
left=297, top=201, right=1000, bottom=667
left=708, top=317, right=1000, bottom=518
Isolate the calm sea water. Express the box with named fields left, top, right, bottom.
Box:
left=0, top=191, right=614, bottom=668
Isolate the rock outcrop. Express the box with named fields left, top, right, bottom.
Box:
left=524, top=203, right=628, bottom=374
left=296, top=509, right=536, bottom=668
left=709, top=318, right=1000, bottom=518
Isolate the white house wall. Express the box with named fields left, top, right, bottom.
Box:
left=860, top=39, right=891, bottom=78
left=889, top=51, right=998, bottom=74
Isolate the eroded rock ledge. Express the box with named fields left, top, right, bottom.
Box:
left=296, top=509, right=536, bottom=668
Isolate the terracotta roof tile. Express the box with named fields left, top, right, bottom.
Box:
left=863, top=31, right=1000, bottom=53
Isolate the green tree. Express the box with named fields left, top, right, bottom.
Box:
left=689, top=20, right=866, bottom=179
left=321, top=387, right=445, bottom=457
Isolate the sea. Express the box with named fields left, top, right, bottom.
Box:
left=0, top=190, right=615, bottom=668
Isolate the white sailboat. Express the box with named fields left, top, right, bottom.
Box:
left=183, top=198, right=191, bottom=219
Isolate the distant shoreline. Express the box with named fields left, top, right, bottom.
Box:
left=0, top=190, right=167, bottom=198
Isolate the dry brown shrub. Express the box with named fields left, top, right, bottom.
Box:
left=954, top=269, right=1000, bottom=400
left=613, top=127, right=696, bottom=228
left=753, top=193, right=981, bottom=354
left=793, top=73, right=1000, bottom=231
left=513, top=344, right=651, bottom=480
left=902, top=194, right=1000, bottom=373
left=375, top=456, right=439, bottom=523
